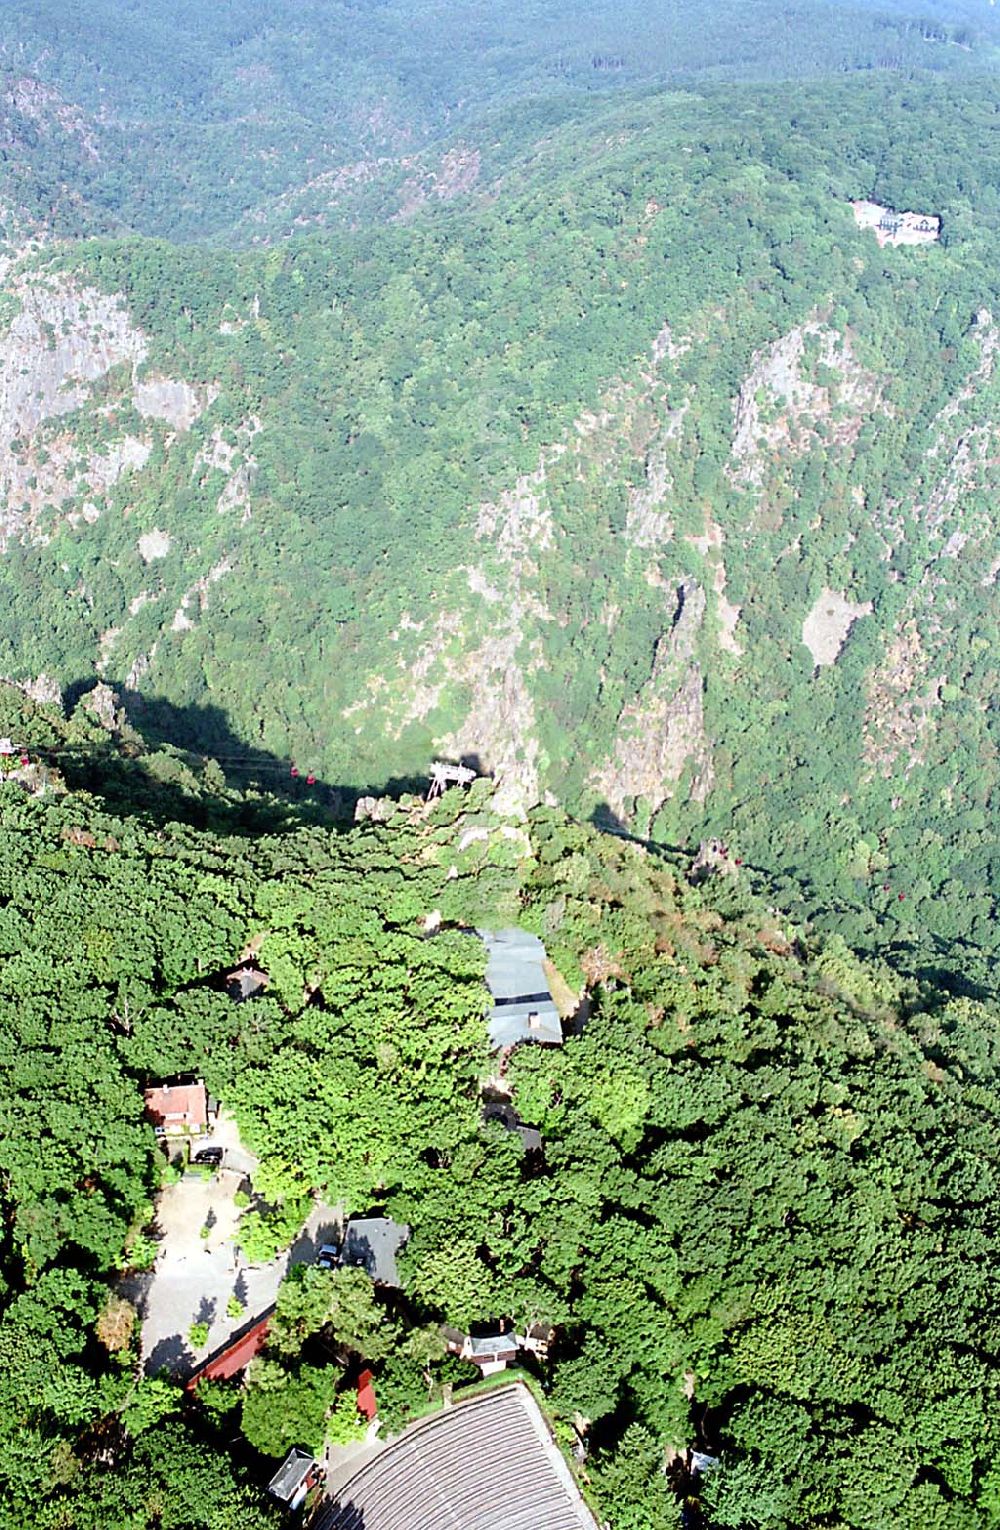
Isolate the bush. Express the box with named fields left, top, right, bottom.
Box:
left=326, top=1389, right=366, bottom=1446
left=96, top=1295, right=136, bottom=1353
left=236, top=1197, right=311, bottom=1265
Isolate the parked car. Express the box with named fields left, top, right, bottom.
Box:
left=317, top=1243, right=340, bottom=1269
left=192, top=1146, right=224, bottom=1167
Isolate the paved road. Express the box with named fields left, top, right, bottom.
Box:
left=325, top=1431, right=384, bottom=1499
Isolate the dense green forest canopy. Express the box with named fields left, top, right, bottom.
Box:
left=2, top=5, right=1000, bottom=1526
left=0, top=699, right=999, bottom=1528
left=0, top=70, right=998, bottom=991
left=0, top=0, right=997, bottom=239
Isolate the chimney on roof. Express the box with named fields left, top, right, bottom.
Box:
left=528, top=1011, right=541, bottom=1031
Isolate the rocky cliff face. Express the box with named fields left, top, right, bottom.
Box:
left=3, top=77, right=99, bottom=162
left=592, top=579, right=714, bottom=819
left=344, top=311, right=715, bottom=814
left=0, top=266, right=260, bottom=693
left=730, top=318, right=882, bottom=492
left=334, top=289, right=999, bottom=821
left=0, top=245, right=996, bottom=859
left=0, top=272, right=150, bottom=549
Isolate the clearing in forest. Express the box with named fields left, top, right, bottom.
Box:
left=802, top=587, right=873, bottom=667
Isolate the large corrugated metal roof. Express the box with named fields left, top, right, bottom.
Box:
left=315, top=1383, right=597, bottom=1530
left=478, top=929, right=562, bottom=1049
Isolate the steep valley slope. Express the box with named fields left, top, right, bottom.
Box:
left=4, top=15, right=1000, bottom=1530
left=1, top=75, right=999, bottom=979
left=1, top=0, right=995, bottom=242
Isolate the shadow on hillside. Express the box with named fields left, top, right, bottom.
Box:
left=890, top=935, right=996, bottom=1004
left=48, top=681, right=430, bottom=836
left=588, top=808, right=1000, bottom=1005
left=589, top=801, right=687, bottom=860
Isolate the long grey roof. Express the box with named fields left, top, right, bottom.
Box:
left=314, top=1383, right=598, bottom=1530
left=342, top=1218, right=409, bottom=1287
left=478, top=929, right=562, bottom=1049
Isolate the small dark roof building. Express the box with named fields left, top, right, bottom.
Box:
left=481, top=1101, right=543, bottom=1154
left=226, top=964, right=269, bottom=1002
left=478, top=928, right=562, bottom=1050
left=342, top=1217, right=410, bottom=1288
left=268, top=1447, right=322, bottom=1508
left=467, top=1333, right=519, bottom=1362
left=519, top=1322, right=555, bottom=1359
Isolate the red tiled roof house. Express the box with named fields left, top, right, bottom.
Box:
left=143, top=1079, right=213, bottom=1137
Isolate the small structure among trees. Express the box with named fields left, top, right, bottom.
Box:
left=225, top=963, right=269, bottom=1002
left=268, top=1446, right=323, bottom=1510
left=357, top=1368, right=379, bottom=1423
left=442, top=1327, right=520, bottom=1377
left=519, top=1323, right=555, bottom=1360
left=143, top=1077, right=216, bottom=1137
left=442, top=1319, right=554, bottom=1375
left=688, top=838, right=738, bottom=885
left=481, top=1100, right=542, bottom=1153
left=426, top=760, right=477, bottom=800
left=850, top=199, right=941, bottom=247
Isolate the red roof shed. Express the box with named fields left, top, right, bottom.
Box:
left=357, top=1368, right=378, bottom=1422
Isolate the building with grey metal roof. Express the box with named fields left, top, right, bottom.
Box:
left=315, top=1382, right=598, bottom=1530
left=267, top=1446, right=320, bottom=1508
left=442, top=1327, right=520, bottom=1375
left=478, top=928, right=562, bottom=1050
left=341, top=1217, right=409, bottom=1287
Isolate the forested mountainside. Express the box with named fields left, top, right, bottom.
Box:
left=4, top=6, right=1000, bottom=1527
left=1, top=75, right=999, bottom=983
left=0, top=0, right=996, bottom=241
left=2, top=691, right=1000, bottom=1530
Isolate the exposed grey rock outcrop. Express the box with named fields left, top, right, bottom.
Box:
left=592, top=580, right=714, bottom=819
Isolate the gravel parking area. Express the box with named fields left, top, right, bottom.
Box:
left=124, top=1113, right=341, bottom=1377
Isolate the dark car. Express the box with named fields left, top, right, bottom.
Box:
left=317, top=1243, right=341, bottom=1269
left=192, top=1146, right=224, bottom=1167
